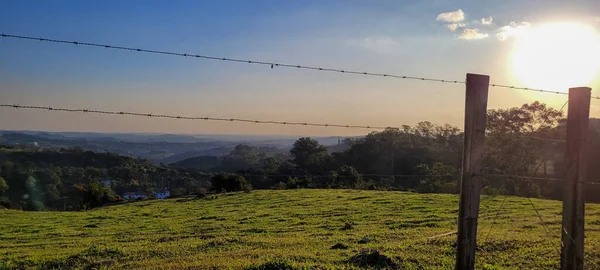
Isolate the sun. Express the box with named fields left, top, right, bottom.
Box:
left=510, top=22, right=600, bottom=92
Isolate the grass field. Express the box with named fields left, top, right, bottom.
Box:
left=2, top=189, right=600, bottom=269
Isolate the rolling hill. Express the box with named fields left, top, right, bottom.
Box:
left=2, top=189, right=600, bottom=269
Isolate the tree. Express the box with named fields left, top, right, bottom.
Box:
left=210, top=174, right=251, bottom=193
left=0, top=177, right=8, bottom=193
left=484, top=101, right=564, bottom=196
left=415, top=163, right=459, bottom=194
left=290, top=137, right=330, bottom=174
left=220, top=145, right=264, bottom=172
left=327, top=165, right=368, bottom=189
left=331, top=125, right=461, bottom=189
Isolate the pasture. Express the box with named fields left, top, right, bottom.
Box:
left=2, top=189, right=600, bottom=269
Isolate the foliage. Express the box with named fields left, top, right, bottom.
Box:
left=484, top=102, right=564, bottom=198
left=290, top=137, right=331, bottom=174
left=0, top=176, right=8, bottom=193
left=415, top=163, right=459, bottom=194
left=326, top=165, right=369, bottom=189
left=0, top=147, right=212, bottom=211
left=210, top=174, right=252, bottom=193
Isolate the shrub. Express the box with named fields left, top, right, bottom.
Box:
left=210, top=174, right=252, bottom=193
left=271, top=182, right=287, bottom=190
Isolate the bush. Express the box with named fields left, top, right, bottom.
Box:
left=481, top=186, right=501, bottom=197
left=210, top=174, right=252, bottom=193
left=271, top=182, right=287, bottom=190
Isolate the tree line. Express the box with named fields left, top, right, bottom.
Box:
left=188, top=101, right=600, bottom=202
left=2, top=101, right=600, bottom=211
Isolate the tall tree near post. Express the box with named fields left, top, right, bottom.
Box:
left=561, top=87, right=591, bottom=270
left=456, top=73, right=489, bottom=270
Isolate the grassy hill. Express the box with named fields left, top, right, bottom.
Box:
left=1, top=189, right=600, bottom=269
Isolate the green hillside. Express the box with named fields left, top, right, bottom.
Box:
left=2, top=190, right=600, bottom=269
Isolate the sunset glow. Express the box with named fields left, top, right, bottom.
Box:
left=510, top=22, right=600, bottom=92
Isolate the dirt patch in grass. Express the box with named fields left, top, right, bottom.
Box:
left=246, top=259, right=296, bottom=270
left=243, top=228, right=267, bottom=234
left=347, top=248, right=398, bottom=269
left=331, top=243, right=349, bottom=250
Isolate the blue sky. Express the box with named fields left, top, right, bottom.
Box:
left=1, top=0, right=600, bottom=136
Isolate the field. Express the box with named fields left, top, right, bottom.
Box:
left=2, top=189, right=600, bottom=269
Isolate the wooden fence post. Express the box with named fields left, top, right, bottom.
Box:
left=560, top=87, right=591, bottom=270
left=456, top=73, right=489, bottom=269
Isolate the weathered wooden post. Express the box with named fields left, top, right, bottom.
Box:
left=560, top=87, right=591, bottom=270
left=456, top=73, right=489, bottom=270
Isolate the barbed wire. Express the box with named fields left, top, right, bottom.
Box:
left=0, top=104, right=391, bottom=130
left=0, top=103, right=575, bottom=141
left=0, top=33, right=462, bottom=84
left=3, top=33, right=598, bottom=99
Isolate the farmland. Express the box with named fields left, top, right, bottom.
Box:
left=2, top=189, right=600, bottom=269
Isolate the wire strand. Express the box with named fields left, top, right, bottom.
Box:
left=527, top=197, right=562, bottom=256
left=0, top=104, right=391, bottom=130
left=0, top=33, right=463, bottom=84
left=3, top=33, right=598, bottom=99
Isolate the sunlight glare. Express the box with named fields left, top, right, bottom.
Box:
left=510, top=22, right=600, bottom=92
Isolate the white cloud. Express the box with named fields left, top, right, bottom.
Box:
left=357, top=37, right=400, bottom=54
left=446, top=23, right=466, bottom=32
left=436, top=9, right=465, bottom=23
left=480, top=17, right=493, bottom=25
left=497, top=22, right=532, bottom=41
left=459, top=28, right=489, bottom=40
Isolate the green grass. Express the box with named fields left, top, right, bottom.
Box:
left=1, top=189, right=600, bottom=269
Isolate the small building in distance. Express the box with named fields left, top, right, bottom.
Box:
left=153, top=189, right=170, bottom=199
left=122, top=192, right=147, bottom=200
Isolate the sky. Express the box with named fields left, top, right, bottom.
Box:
left=1, top=0, right=600, bottom=136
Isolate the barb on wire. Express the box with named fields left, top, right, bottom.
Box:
left=0, top=104, right=391, bottom=130
left=0, top=33, right=463, bottom=84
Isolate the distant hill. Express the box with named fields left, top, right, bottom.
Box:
left=170, top=155, right=221, bottom=170
left=0, top=130, right=349, bottom=163
left=157, top=147, right=233, bottom=164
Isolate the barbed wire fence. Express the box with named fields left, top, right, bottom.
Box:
left=1, top=32, right=599, bottom=269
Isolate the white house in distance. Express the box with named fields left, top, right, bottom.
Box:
left=122, top=192, right=147, bottom=200
left=153, top=189, right=170, bottom=199
left=121, top=189, right=170, bottom=200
